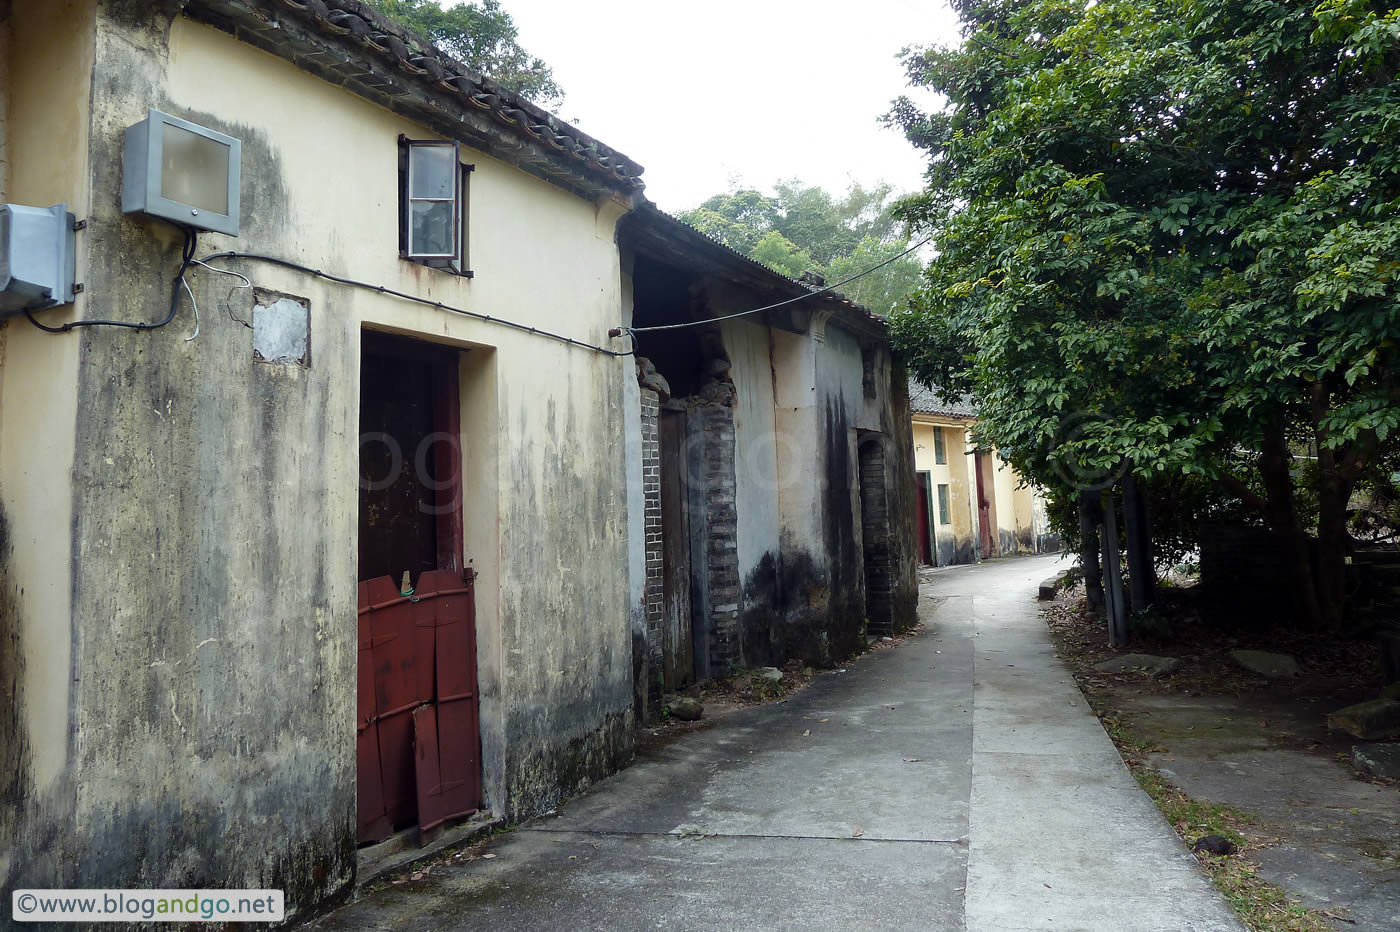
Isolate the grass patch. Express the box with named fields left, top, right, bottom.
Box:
left=1117, top=740, right=1335, bottom=931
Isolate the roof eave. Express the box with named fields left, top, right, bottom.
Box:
left=184, top=0, right=645, bottom=203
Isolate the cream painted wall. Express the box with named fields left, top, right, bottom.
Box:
left=159, top=17, right=635, bottom=817
left=993, top=451, right=1019, bottom=549
left=0, top=0, right=95, bottom=826
left=913, top=419, right=976, bottom=564
left=722, top=317, right=780, bottom=585
left=1, top=7, right=635, bottom=909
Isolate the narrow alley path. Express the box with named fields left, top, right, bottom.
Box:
left=309, top=555, right=1242, bottom=931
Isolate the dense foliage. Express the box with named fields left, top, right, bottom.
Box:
left=366, top=0, right=563, bottom=108
left=889, top=0, right=1400, bottom=627
left=678, top=181, right=925, bottom=315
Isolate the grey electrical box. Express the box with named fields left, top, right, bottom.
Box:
left=0, top=203, right=76, bottom=318
left=123, top=108, right=241, bottom=236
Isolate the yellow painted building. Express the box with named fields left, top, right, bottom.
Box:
left=909, top=382, right=1059, bottom=565
left=0, top=0, right=919, bottom=915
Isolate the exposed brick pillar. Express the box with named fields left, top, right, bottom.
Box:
left=639, top=386, right=664, bottom=716
left=699, top=402, right=740, bottom=673
left=859, top=431, right=895, bottom=637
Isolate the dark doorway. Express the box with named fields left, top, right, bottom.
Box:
left=916, top=471, right=934, bottom=566
left=858, top=431, right=894, bottom=636
left=356, top=331, right=480, bottom=845
left=659, top=408, right=696, bottom=690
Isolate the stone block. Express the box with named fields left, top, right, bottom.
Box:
left=1093, top=653, right=1182, bottom=676
left=1228, top=649, right=1299, bottom=678
left=1352, top=743, right=1400, bottom=779
left=668, top=697, right=703, bottom=721
left=1328, top=699, right=1400, bottom=740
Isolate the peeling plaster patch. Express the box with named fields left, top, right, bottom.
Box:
left=253, top=294, right=310, bottom=366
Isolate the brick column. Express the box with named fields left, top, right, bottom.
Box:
left=639, top=387, right=663, bottom=717
left=698, top=403, right=740, bottom=673
left=859, top=431, right=894, bottom=636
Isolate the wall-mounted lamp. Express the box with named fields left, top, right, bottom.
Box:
left=123, top=108, right=241, bottom=236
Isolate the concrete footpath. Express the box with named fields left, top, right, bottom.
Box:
left=309, top=555, right=1243, bottom=931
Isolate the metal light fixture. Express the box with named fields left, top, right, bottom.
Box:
left=0, top=203, right=77, bottom=317
left=123, top=108, right=241, bottom=236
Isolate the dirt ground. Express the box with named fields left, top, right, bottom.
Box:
left=1044, top=586, right=1399, bottom=930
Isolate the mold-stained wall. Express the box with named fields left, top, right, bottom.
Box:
left=2, top=5, right=634, bottom=918
left=912, top=420, right=978, bottom=566
left=741, top=314, right=918, bottom=664
left=0, top=0, right=95, bottom=894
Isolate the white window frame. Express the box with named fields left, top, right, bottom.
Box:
left=399, top=136, right=474, bottom=278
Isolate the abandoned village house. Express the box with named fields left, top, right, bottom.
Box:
left=0, top=0, right=918, bottom=919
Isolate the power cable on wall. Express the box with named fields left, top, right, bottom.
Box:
left=22, top=231, right=924, bottom=352
left=199, top=251, right=636, bottom=358
left=25, top=229, right=198, bottom=333
left=621, top=236, right=931, bottom=335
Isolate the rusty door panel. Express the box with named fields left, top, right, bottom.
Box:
left=357, top=571, right=481, bottom=843
left=412, top=704, right=446, bottom=831
left=357, top=604, right=392, bottom=844
left=425, top=570, right=480, bottom=824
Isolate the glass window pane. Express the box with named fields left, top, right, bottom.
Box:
left=938, top=484, right=951, bottom=525
left=410, top=200, right=455, bottom=256
left=934, top=426, right=946, bottom=464
left=411, top=145, right=456, bottom=199
left=160, top=122, right=230, bottom=214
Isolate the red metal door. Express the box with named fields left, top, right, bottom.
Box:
left=356, top=571, right=480, bottom=843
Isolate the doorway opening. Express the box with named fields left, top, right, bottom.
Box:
left=916, top=470, right=935, bottom=566
left=356, top=330, right=481, bottom=845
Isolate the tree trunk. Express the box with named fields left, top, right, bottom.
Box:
left=1311, top=382, right=1357, bottom=631
left=1258, top=427, right=1324, bottom=628
left=1079, top=493, right=1104, bottom=611
left=1122, top=472, right=1154, bottom=612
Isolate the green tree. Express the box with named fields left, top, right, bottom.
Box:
left=678, top=181, right=924, bottom=315
left=366, top=0, right=563, bottom=108
left=748, top=231, right=817, bottom=280
left=889, top=0, right=1400, bottom=628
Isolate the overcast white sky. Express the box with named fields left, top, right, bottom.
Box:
left=499, top=0, right=961, bottom=212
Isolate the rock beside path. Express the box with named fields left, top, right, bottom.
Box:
left=1094, top=653, right=1182, bottom=676
left=1228, top=649, right=1299, bottom=679
left=757, top=667, right=784, bottom=683
left=1328, top=698, right=1400, bottom=740
left=1352, top=743, right=1400, bottom=780
left=668, top=697, right=704, bottom=721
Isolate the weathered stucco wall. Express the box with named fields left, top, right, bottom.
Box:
left=722, top=317, right=780, bottom=585
left=740, top=316, right=917, bottom=663
left=993, top=452, right=1020, bottom=554
left=2, top=6, right=633, bottom=917
left=0, top=0, right=95, bottom=895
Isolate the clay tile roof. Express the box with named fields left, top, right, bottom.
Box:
left=908, top=379, right=977, bottom=418
left=188, top=0, right=644, bottom=197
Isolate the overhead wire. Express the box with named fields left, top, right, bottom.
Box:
left=624, top=235, right=931, bottom=334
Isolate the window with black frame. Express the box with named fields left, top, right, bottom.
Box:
left=399, top=136, right=473, bottom=277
